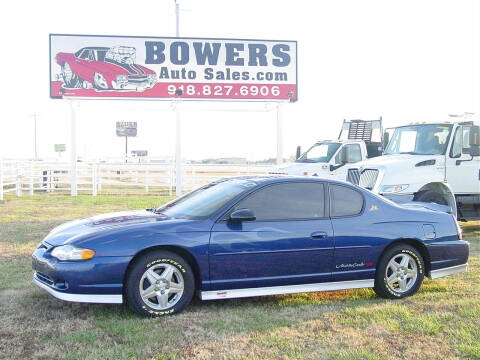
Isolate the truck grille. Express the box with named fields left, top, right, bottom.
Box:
left=347, top=169, right=360, bottom=185
left=359, top=169, right=379, bottom=190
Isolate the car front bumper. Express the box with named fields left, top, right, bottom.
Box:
left=112, top=80, right=156, bottom=91
left=33, top=273, right=122, bottom=303
left=32, top=243, right=131, bottom=303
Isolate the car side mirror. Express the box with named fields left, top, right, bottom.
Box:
left=340, top=147, right=349, bottom=164
left=468, top=126, right=480, bottom=156
left=382, top=132, right=390, bottom=151
left=296, top=146, right=301, bottom=160
left=229, top=209, right=256, bottom=222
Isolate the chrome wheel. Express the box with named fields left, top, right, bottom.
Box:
left=139, top=263, right=184, bottom=310
left=385, top=253, right=418, bottom=294
left=93, top=72, right=109, bottom=90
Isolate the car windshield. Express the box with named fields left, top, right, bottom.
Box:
left=154, top=179, right=256, bottom=219
left=384, top=124, right=453, bottom=155
left=296, top=143, right=341, bottom=163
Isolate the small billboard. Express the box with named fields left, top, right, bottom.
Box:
left=54, top=144, right=66, bottom=152
left=50, top=34, right=297, bottom=101
left=116, top=122, right=137, bottom=137
left=131, top=150, right=148, bottom=157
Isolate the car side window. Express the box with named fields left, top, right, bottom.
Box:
left=450, top=127, right=462, bottom=158
left=346, top=144, right=362, bottom=163
left=78, top=50, right=90, bottom=60
left=330, top=184, right=364, bottom=217
left=231, top=182, right=325, bottom=221
left=334, top=144, right=362, bottom=164
left=462, top=126, right=471, bottom=154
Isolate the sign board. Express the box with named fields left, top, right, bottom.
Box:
left=54, top=144, right=66, bottom=152
left=116, top=122, right=137, bottom=137
left=50, top=34, right=297, bottom=101
left=131, top=150, right=148, bottom=157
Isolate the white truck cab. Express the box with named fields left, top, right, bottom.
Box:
left=272, top=119, right=384, bottom=181
left=349, top=115, right=480, bottom=220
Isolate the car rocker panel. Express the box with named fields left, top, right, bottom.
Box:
left=32, top=176, right=469, bottom=317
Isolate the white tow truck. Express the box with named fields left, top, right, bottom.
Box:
left=348, top=114, right=480, bottom=220
left=271, top=118, right=384, bottom=180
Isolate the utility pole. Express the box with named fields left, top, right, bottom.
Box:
left=125, top=136, right=128, bottom=163
left=30, top=113, right=38, bottom=160
left=174, top=0, right=182, bottom=196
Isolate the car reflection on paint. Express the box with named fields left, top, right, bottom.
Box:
left=32, top=176, right=468, bottom=317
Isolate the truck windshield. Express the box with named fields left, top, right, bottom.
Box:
left=296, top=143, right=341, bottom=163
left=153, top=179, right=255, bottom=219
left=384, top=124, right=452, bottom=155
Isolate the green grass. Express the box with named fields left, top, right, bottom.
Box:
left=0, top=194, right=479, bottom=360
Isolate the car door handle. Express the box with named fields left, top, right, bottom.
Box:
left=311, top=231, right=328, bottom=239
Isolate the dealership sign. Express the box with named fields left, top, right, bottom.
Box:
left=116, top=122, right=137, bottom=137
left=50, top=34, right=297, bottom=101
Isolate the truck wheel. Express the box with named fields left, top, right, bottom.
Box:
left=124, top=250, right=195, bottom=317
left=414, top=190, right=448, bottom=205
left=374, top=244, right=424, bottom=299
left=93, top=72, right=109, bottom=90
left=61, top=62, right=81, bottom=88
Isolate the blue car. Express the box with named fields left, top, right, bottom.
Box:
left=32, top=176, right=468, bottom=317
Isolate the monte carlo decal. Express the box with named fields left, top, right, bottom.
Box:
left=50, top=34, right=297, bottom=101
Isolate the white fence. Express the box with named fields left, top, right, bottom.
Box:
left=0, top=159, right=274, bottom=200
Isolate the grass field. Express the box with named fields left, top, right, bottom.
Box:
left=0, top=194, right=479, bottom=360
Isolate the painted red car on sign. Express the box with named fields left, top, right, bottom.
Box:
left=56, top=46, right=157, bottom=91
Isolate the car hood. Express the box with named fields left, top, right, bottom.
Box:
left=358, top=154, right=441, bottom=169
left=43, top=210, right=175, bottom=246
left=271, top=162, right=329, bottom=175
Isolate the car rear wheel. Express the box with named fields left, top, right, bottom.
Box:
left=124, top=250, right=195, bottom=317
left=93, top=72, right=109, bottom=90
left=374, top=244, right=424, bottom=299
left=61, top=62, right=81, bottom=88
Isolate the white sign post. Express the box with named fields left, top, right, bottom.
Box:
left=69, top=101, right=77, bottom=196
left=276, top=103, right=283, bottom=165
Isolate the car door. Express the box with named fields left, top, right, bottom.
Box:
left=446, top=125, right=480, bottom=194
left=71, top=49, right=92, bottom=81
left=329, top=183, right=376, bottom=282
left=209, top=181, right=334, bottom=291
left=330, top=144, right=363, bottom=181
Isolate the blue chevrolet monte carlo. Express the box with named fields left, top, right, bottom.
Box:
left=32, top=176, right=468, bottom=317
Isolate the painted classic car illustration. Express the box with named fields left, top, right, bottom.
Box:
left=55, top=46, right=157, bottom=91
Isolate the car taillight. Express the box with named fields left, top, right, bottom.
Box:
left=452, top=215, right=462, bottom=240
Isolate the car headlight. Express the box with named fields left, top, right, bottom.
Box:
left=147, top=73, right=157, bottom=82
left=51, top=245, right=95, bottom=261
left=381, top=184, right=409, bottom=193
left=116, top=74, right=128, bottom=83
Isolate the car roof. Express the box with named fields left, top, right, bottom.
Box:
left=217, top=175, right=356, bottom=187
left=79, top=47, right=110, bottom=51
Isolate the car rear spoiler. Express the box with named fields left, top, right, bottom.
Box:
left=399, top=202, right=453, bottom=214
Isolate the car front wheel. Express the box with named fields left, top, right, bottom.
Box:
left=125, top=250, right=195, bottom=317
left=93, top=72, right=109, bottom=90
left=61, top=62, right=81, bottom=88
left=374, top=244, right=424, bottom=299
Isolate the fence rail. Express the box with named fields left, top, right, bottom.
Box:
left=0, top=159, right=274, bottom=200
